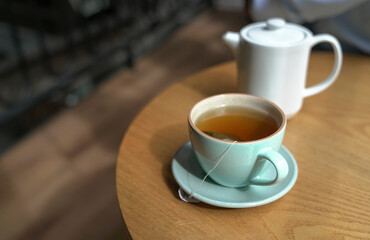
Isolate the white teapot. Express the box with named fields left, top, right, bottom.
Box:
left=223, top=18, right=342, bottom=119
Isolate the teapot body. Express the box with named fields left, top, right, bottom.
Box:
left=237, top=36, right=312, bottom=118
left=223, top=18, right=342, bottom=119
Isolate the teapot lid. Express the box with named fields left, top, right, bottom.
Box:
left=243, top=18, right=309, bottom=46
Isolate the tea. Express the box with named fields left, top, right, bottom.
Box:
left=195, top=106, right=279, bottom=142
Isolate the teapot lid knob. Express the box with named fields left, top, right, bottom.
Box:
left=266, top=18, right=286, bottom=30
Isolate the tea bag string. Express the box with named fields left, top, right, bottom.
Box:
left=189, top=141, right=237, bottom=199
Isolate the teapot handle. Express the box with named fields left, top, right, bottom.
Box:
left=303, top=34, right=343, bottom=98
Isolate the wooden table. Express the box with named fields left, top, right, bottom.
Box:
left=116, top=52, right=370, bottom=239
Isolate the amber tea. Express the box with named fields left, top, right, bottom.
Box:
left=195, top=106, right=279, bottom=142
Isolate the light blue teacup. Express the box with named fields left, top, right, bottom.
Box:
left=188, top=93, right=289, bottom=188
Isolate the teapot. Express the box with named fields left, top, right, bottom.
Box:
left=223, top=18, right=342, bottom=119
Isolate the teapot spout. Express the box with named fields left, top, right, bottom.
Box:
left=222, top=32, right=240, bottom=56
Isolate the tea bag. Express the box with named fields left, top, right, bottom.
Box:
left=204, top=131, right=243, bottom=141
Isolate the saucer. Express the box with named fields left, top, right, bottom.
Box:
left=171, top=141, right=298, bottom=208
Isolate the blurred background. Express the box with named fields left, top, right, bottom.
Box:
left=0, top=0, right=245, bottom=152
left=0, top=0, right=246, bottom=239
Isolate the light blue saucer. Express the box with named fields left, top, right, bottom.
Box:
left=171, top=141, right=298, bottom=208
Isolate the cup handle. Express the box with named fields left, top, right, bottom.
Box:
left=303, top=34, right=343, bottom=98
left=249, top=150, right=289, bottom=185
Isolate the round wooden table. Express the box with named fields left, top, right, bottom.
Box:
left=116, top=52, right=370, bottom=239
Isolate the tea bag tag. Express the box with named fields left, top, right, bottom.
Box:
left=178, top=141, right=237, bottom=204
left=178, top=188, right=200, bottom=203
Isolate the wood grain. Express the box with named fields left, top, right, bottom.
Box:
left=116, top=53, right=370, bottom=239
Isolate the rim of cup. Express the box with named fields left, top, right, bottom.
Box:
left=188, top=93, right=286, bottom=144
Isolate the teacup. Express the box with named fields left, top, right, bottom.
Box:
left=188, top=93, right=289, bottom=188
